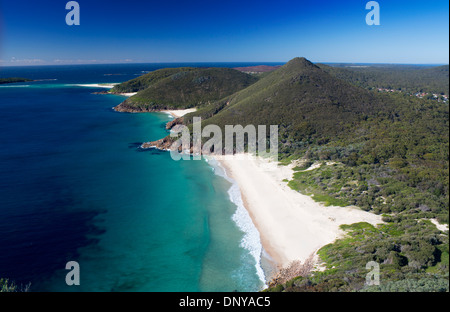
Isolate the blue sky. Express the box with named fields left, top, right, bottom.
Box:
left=0, top=0, right=448, bottom=65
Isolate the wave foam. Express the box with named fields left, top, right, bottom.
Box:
left=207, top=157, right=267, bottom=285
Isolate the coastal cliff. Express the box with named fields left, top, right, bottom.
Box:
left=113, top=100, right=163, bottom=113
left=141, top=136, right=175, bottom=150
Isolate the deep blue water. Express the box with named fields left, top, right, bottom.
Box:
left=0, top=63, right=271, bottom=291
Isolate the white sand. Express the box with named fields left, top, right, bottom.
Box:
left=73, top=84, right=137, bottom=97
left=162, top=108, right=197, bottom=118
left=218, top=154, right=383, bottom=268
left=430, top=219, right=449, bottom=232
left=75, top=83, right=119, bottom=88
left=116, top=92, right=137, bottom=97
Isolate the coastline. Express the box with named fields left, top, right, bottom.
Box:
left=216, top=154, right=384, bottom=271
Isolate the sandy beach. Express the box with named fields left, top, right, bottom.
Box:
left=116, top=92, right=137, bottom=97
left=218, top=154, right=383, bottom=269
left=74, top=83, right=137, bottom=97
left=76, top=83, right=119, bottom=88
left=162, top=108, right=197, bottom=118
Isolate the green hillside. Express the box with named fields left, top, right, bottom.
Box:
left=186, top=57, right=386, bottom=142
left=114, top=67, right=258, bottom=112
left=110, top=67, right=195, bottom=93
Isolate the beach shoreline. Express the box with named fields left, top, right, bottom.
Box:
left=216, top=154, right=384, bottom=273
left=161, top=108, right=197, bottom=118
left=75, top=83, right=138, bottom=97
left=207, top=157, right=271, bottom=286
left=75, top=83, right=119, bottom=88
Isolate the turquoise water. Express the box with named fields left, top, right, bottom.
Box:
left=0, top=64, right=266, bottom=291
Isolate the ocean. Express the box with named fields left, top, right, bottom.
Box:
left=0, top=63, right=278, bottom=291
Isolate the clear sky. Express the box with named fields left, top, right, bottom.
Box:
left=0, top=0, right=448, bottom=66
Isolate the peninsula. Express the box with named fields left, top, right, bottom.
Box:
left=0, top=77, right=33, bottom=84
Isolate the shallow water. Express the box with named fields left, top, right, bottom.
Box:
left=0, top=64, right=267, bottom=291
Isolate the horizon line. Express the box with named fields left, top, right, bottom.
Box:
left=1, top=60, right=449, bottom=68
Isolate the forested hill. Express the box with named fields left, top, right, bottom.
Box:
left=318, top=63, right=449, bottom=95
left=113, top=67, right=258, bottom=112
left=111, top=67, right=195, bottom=93
left=186, top=57, right=386, bottom=141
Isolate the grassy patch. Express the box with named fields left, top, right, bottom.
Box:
left=311, top=193, right=349, bottom=207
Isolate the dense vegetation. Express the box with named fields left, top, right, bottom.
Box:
left=282, top=91, right=449, bottom=222
left=319, top=64, right=449, bottom=95
left=113, top=67, right=258, bottom=111
left=265, top=221, right=448, bottom=292
left=0, top=77, right=33, bottom=84
left=116, top=57, right=449, bottom=291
